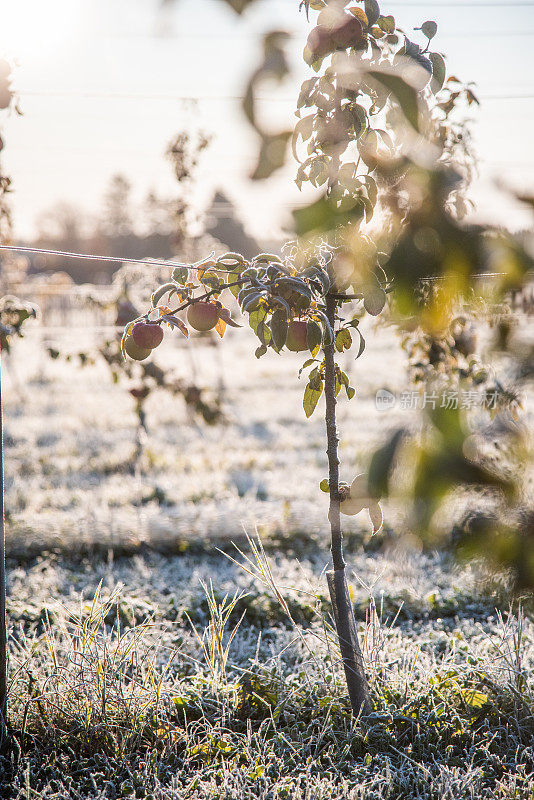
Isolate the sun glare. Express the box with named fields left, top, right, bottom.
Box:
left=0, top=0, right=82, bottom=61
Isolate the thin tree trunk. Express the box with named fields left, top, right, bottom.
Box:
left=324, top=295, right=371, bottom=716
left=0, top=352, right=8, bottom=746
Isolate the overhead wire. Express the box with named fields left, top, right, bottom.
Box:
left=0, top=244, right=519, bottom=283
left=15, top=89, right=534, bottom=102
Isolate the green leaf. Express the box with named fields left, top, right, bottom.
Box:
left=429, top=52, right=446, bottom=93
left=292, top=115, right=315, bottom=162
left=217, top=307, right=241, bottom=328
left=353, top=327, right=366, bottom=359
left=363, top=175, right=378, bottom=207
left=313, top=310, right=334, bottom=346
left=172, top=267, right=189, bottom=285
left=367, top=70, right=420, bottom=131
left=421, top=20, right=437, bottom=40
left=256, top=320, right=272, bottom=346
left=228, top=272, right=242, bottom=298
left=217, top=254, right=246, bottom=268
left=364, top=287, right=387, bottom=316
left=298, top=357, right=317, bottom=377
left=335, top=328, right=352, bottom=353
left=201, top=270, right=222, bottom=290
left=255, top=344, right=268, bottom=358
left=303, top=382, right=323, bottom=418
left=377, top=15, right=395, bottom=34
left=319, top=479, right=330, bottom=493
left=346, top=386, right=356, bottom=400
left=297, top=77, right=318, bottom=109
left=365, top=0, right=380, bottom=27
left=270, top=308, right=288, bottom=351
left=306, top=320, right=323, bottom=356
left=305, top=265, right=331, bottom=295
left=242, top=292, right=266, bottom=313
left=248, top=306, right=268, bottom=334
left=349, top=103, right=367, bottom=138
left=308, top=158, right=329, bottom=187
left=151, top=283, right=177, bottom=307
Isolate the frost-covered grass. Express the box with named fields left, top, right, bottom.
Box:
left=3, top=321, right=416, bottom=558
left=3, top=549, right=534, bottom=799
left=2, top=322, right=533, bottom=798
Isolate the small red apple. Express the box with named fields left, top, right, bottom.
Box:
left=124, top=335, right=151, bottom=361
left=132, top=321, right=163, bottom=350
left=187, top=302, right=219, bottom=332
left=286, top=320, right=308, bottom=352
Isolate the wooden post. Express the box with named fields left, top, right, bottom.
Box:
left=324, top=295, right=371, bottom=716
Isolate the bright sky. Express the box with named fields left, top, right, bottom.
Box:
left=0, top=0, right=533, bottom=242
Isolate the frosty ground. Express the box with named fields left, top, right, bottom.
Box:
left=1, top=320, right=533, bottom=799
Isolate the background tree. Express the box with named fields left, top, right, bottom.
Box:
left=166, top=129, right=211, bottom=251
left=100, top=174, right=134, bottom=241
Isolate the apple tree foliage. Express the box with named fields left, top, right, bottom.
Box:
left=158, top=0, right=534, bottom=595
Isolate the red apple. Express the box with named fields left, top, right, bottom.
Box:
left=187, top=302, right=219, bottom=332
left=124, top=335, right=151, bottom=361
left=286, top=320, right=308, bottom=352
left=132, top=321, right=163, bottom=349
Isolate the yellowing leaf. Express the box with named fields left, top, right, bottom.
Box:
left=158, top=305, right=172, bottom=317
left=215, top=317, right=227, bottom=338
left=303, top=383, right=322, bottom=417
left=348, top=7, right=368, bottom=26
left=155, top=725, right=184, bottom=742
left=459, top=689, right=489, bottom=708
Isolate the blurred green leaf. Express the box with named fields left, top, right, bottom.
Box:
left=367, top=70, right=420, bottom=131
left=368, top=428, right=406, bottom=498
left=292, top=115, right=315, bottom=162
left=251, top=131, right=291, bottom=180
left=221, top=0, right=260, bottom=12
left=429, top=52, right=446, bottom=93
left=293, top=193, right=365, bottom=236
